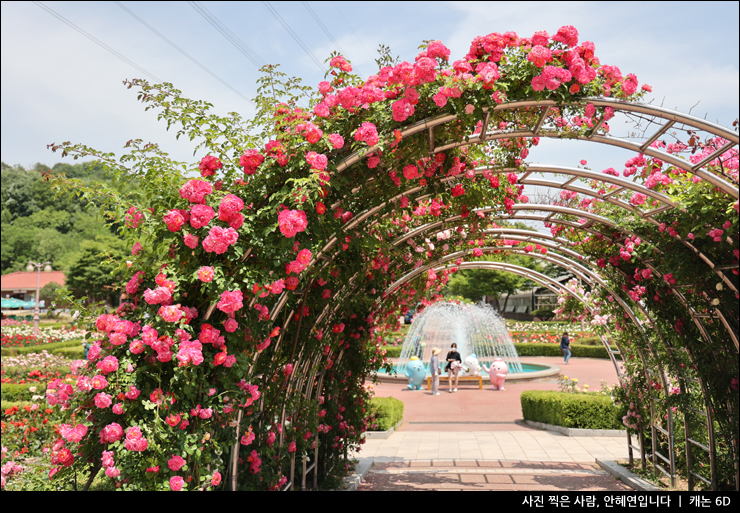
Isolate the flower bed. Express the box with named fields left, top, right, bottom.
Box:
left=1, top=340, right=83, bottom=357
left=1, top=325, right=83, bottom=349
left=509, top=330, right=596, bottom=344
left=1, top=352, right=85, bottom=489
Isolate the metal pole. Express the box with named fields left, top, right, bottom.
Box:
left=27, top=261, right=50, bottom=336
left=33, top=264, right=41, bottom=336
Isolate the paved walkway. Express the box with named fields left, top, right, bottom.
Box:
left=357, top=460, right=632, bottom=491
left=350, top=356, right=634, bottom=491
left=355, top=430, right=628, bottom=463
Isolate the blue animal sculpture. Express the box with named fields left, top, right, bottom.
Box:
left=404, top=356, right=426, bottom=390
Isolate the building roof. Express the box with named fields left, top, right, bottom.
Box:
left=1, top=271, right=66, bottom=291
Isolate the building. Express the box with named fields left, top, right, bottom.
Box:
left=1, top=271, right=66, bottom=303
left=488, top=274, right=575, bottom=321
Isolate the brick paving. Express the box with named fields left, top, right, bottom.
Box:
left=358, top=460, right=632, bottom=491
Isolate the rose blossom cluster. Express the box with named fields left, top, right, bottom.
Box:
left=179, top=179, right=213, bottom=204
left=218, top=194, right=245, bottom=229
left=278, top=209, right=308, bottom=238
left=203, top=226, right=238, bottom=254
left=239, top=149, right=264, bottom=175
left=198, top=155, right=223, bottom=177
left=354, top=122, right=379, bottom=146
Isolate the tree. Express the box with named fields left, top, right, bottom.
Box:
left=65, top=238, right=127, bottom=305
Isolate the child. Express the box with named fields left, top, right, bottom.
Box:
left=430, top=347, right=441, bottom=396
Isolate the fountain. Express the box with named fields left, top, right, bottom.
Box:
left=397, top=301, right=524, bottom=376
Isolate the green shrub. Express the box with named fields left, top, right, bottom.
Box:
left=513, top=343, right=616, bottom=359
left=51, top=346, right=85, bottom=358
left=367, top=397, right=404, bottom=431
left=521, top=390, right=622, bottom=429
left=1, top=384, right=39, bottom=402
left=576, top=336, right=603, bottom=346
left=38, top=322, right=70, bottom=330
left=382, top=346, right=403, bottom=358
left=531, top=308, right=554, bottom=319
left=1, top=339, right=82, bottom=357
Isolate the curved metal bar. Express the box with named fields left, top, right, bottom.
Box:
left=335, top=98, right=739, bottom=195
left=435, top=130, right=738, bottom=198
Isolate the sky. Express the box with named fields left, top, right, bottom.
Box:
left=2, top=1, right=739, bottom=181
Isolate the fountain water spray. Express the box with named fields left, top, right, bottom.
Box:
left=398, top=301, right=523, bottom=375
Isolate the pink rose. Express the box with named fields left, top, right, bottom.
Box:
left=224, top=318, right=238, bottom=333
left=190, top=204, right=215, bottom=229
left=100, top=423, right=123, bottom=443
left=168, top=455, right=186, bottom=471
left=170, top=475, right=185, bottom=491
left=90, top=375, right=108, bottom=390
left=94, top=393, right=112, bottom=409
left=202, top=226, right=238, bottom=254
left=164, top=210, right=186, bottom=232
left=239, top=149, right=264, bottom=174
left=217, top=290, right=243, bottom=314
left=199, top=156, right=223, bottom=177
left=278, top=209, right=308, bottom=238
left=329, top=134, right=344, bottom=149
left=197, top=266, right=215, bottom=282
left=96, top=355, right=119, bottom=375
left=179, top=179, right=213, bottom=204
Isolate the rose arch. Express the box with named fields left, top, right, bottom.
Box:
left=47, top=27, right=738, bottom=491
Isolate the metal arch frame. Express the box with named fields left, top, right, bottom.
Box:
left=334, top=98, right=739, bottom=196
left=296, top=189, right=731, bottom=366
left=315, top=162, right=736, bottom=300
left=315, top=177, right=731, bottom=365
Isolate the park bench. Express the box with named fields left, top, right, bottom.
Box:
left=427, top=375, right=483, bottom=390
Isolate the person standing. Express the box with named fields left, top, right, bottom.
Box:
left=560, top=331, right=571, bottom=365
left=445, top=343, right=462, bottom=392
left=430, top=347, right=441, bottom=396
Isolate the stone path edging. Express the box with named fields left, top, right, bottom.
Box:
left=596, top=459, right=662, bottom=491
left=525, top=420, right=626, bottom=437
left=361, top=419, right=404, bottom=439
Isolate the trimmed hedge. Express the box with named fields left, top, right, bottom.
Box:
left=521, top=390, right=622, bottom=430
left=51, top=346, right=85, bottom=358
left=1, top=383, right=40, bottom=402
left=1, top=339, right=82, bottom=357
left=368, top=397, right=404, bottom=431
left=383, top=346, right=403, bottom=358
left=381, top=343, right=613, bottom=359
left=513, top=343, right=615, bottom=359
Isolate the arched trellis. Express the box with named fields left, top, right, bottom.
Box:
left=231, top=98, right=736, bottom=490
left=290, top=184, right=736, bottom=488
left=253, top=95, right=737, bottom=484
left=47, top=31, right=740, bottom=494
